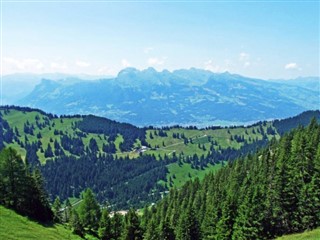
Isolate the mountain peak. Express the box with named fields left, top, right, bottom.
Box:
left=117, top=67, right=140, bottom=77
left=143, top=67, right=157, bottom=74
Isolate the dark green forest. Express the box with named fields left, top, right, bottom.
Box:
left=140, top=119, right=320, bottom=239
left=0, top=148, right=53, bottom=222
left=42, top=154, right=170, bottom=209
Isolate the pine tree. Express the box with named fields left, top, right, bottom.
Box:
left=143, top=217, right=159, bottom=240
left=215, top=194, right=236, bottom=239
left=232, top=185, right=265, bottom=240
left=98, top=208, right=112, bottom=240
left=28, top=168, right=53, bottom=221
left=70, top=208, right=84, bottom=237
left=78, top=188, right=101, bottom=231
left=140, top=205, right=150, bottom=231
left=111, top=212, right=124, bottom=240
left=159, top=218, right=175, bottom=240
left=64, top=198, right=72, bottom=223
left=122, top=208, right=143, bottom=240
left=176, top=206, right=200, bottom=240
left=0, top=147, right=27, bottom=208
left=44, top=143, right=54, bottom=158
left=52, top=196, right=62, bottom=222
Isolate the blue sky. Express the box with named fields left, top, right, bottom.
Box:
left=1, top=0, right=319, bottom=79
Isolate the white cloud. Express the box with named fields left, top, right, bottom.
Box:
left=121, top=59, right=131, bottom=68
left=76, top=60, right=90, bottom=67
left=97, top=66, right=116, bottom=76
left=204, top=60, right=223, bottom=72
left=144, top=47, right=154, bottom=54
left=51, top=62, right=68, bottom=71
left=239, top=52, right=250, bottom=61
left=147, top=57, right=165, bottom=66
left=3, top=57, right=44, bottom=73
left=285, top=62, right=298, bottom=70
left=239, top=52, right=251, bottom=68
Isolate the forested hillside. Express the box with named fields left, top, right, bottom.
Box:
left=2, top=117, right=317, bottom=240
left=1, top=105, right=319, bottom=209
left=140, top=119, right=320, bottom=239
left=1, top=107, right=319, bottom=239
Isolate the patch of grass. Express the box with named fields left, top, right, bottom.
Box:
left=114, top=134, right=124, bottom=152
left=0, top=206, right=82, bottom=240
left=276, top=228, right=320, bottom=240
left=144, top=124, right=278, bottom=159
left=166, top=162, right=224, bottom=188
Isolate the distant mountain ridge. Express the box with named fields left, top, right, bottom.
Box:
left=2, top=72, right=114, bottom=105
left=15, top=68, right=320, bottom=126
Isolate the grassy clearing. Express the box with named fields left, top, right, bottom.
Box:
left=165, top=162, right=224, bottom=188
left=0, top=206, right=82, bottom=240
left=276, top=228, right=320, bottom=240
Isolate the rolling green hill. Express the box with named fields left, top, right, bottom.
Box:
left=0, top=106, right=277, bottom=163
left=1, top=106, right=319, bottom=209
left=2, top=106, right=319, bottom=165
left=0, top=206, right=82, bottom=240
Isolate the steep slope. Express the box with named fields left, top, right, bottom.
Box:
left=0, top=206, right=82, bottom=240
left=16, top=68, right=319, bottom=126
left=141, top=120, right=320, bottom=239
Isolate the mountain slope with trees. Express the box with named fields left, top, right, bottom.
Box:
left=0, top=105, right=319, bottom=210
left=1, top=108, right=319, bottom=239
left=140, top=119, right=320, bottom=239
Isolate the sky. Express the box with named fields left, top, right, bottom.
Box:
left=1, top=0, right=319, bottom=79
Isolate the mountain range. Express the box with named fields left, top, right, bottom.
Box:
left=7, top=68, right=320, bottom=126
